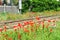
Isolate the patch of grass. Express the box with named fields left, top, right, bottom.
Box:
left=0, top=11, right=60, bottom=21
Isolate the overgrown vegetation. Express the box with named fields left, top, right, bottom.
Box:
left=3, top=0, right=60, bottom=12
left=22, top=0, right=60, bottom=12
left=0, top=17, right=59, bottom=40
left=0, top=11, right=60, bottom=21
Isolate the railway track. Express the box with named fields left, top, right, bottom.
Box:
left=0, top=15, right=60, bottom=29
left=0, top=15, right=60, bottom=24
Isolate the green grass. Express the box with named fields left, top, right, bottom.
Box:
left=0, top=11, right=60, bottom=21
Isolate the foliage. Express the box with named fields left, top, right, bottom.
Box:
left=22, top=0, right=60, bottom=12
left=0, top=17, right=59, bottom=40
left=0, top=11, right=60, bottom=21
left=5, top=0, right=60, bottom=12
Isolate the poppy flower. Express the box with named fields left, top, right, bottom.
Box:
left=18, top=23, right=23, bottom=28
left=8, top=38, right=13, bottom=40
left=41, top=21, right=44, bottom=25
left=29, top=20, right=34, bottom=27
left=51, top=23, right=56, bottom=28
left=0, top=28, right=2, bottom=32
left=48, top=19, right=51, bottom=22
left=13, top=26, right=18, bottom=31
left=23, top=28, right=29, bottom=33
left=23, top=21, right=29, bottom=26
left=36, top=16, right=40, bottom=20
left=4, top=25, right=7, bottom=32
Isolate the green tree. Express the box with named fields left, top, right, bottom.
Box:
left=12, top=0, right=18, bottom=6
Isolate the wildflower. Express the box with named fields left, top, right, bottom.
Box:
left=48, top=19, right=51, bottom=22
left=36, top=16, right=40, bottom=20
left=41, top=21, right=44, bottom=25
left=13, top=26, right=17, bottom=31
left=18, top=23, right=23, bottom=28
left=51, top=20, right=56, bottom=28
left=51, top=23, right=56, bottom=28
left=23, top=21, right=29, bottom=26
left=29, top=20, right=34, bottom=27
left=8, top=38, right=13, bottom=40
left=0, top=28, right=2, bottom=32
left=23, top=28, right=29, bottom=33
left=4, top=25, right=7, bottom=32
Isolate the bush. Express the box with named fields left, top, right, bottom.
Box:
left=22, top=0, right=60, bottom=12
left=11, top=0, right=60, bottom=12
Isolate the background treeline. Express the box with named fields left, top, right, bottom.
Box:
left=13, top=0, right=60, bottom=12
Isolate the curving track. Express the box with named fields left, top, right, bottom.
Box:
left=0, top=15, right=60, bottom=29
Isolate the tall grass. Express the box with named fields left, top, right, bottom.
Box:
left=0, top=11, right=60, bottom=21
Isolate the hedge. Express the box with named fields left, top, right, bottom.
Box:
left=13, top=0, right=60, bottom=12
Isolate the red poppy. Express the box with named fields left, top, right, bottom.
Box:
left=0, top=28, right=2, bottom=32
left=4, top=25, right=7, bottom=32
left=48, top=19, right=51, bottom=22
left=36, top=16, right=40, bottom=20
left=29, top=20, right=34, bottom=27
left=18, top=23, right=23, bottom=28
left=23, top=21, right=29, bottom=26
left=13, top=26, right=17, bottom=29
left=24, top=28, right=29, bottom=33
left=13, top=26, right=17, bottom=31
left=8, top=38, right=13, bottom=40
left=41, top=21, right=44, bottom=25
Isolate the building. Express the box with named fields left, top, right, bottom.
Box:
left=0, top=0, right=3, bottom=5
left=0, top=0, right=12, bottom=5
left=0, top=0, right=18, bottom=6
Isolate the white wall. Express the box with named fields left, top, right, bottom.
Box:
left=7, top=0, right=10, bottom=4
